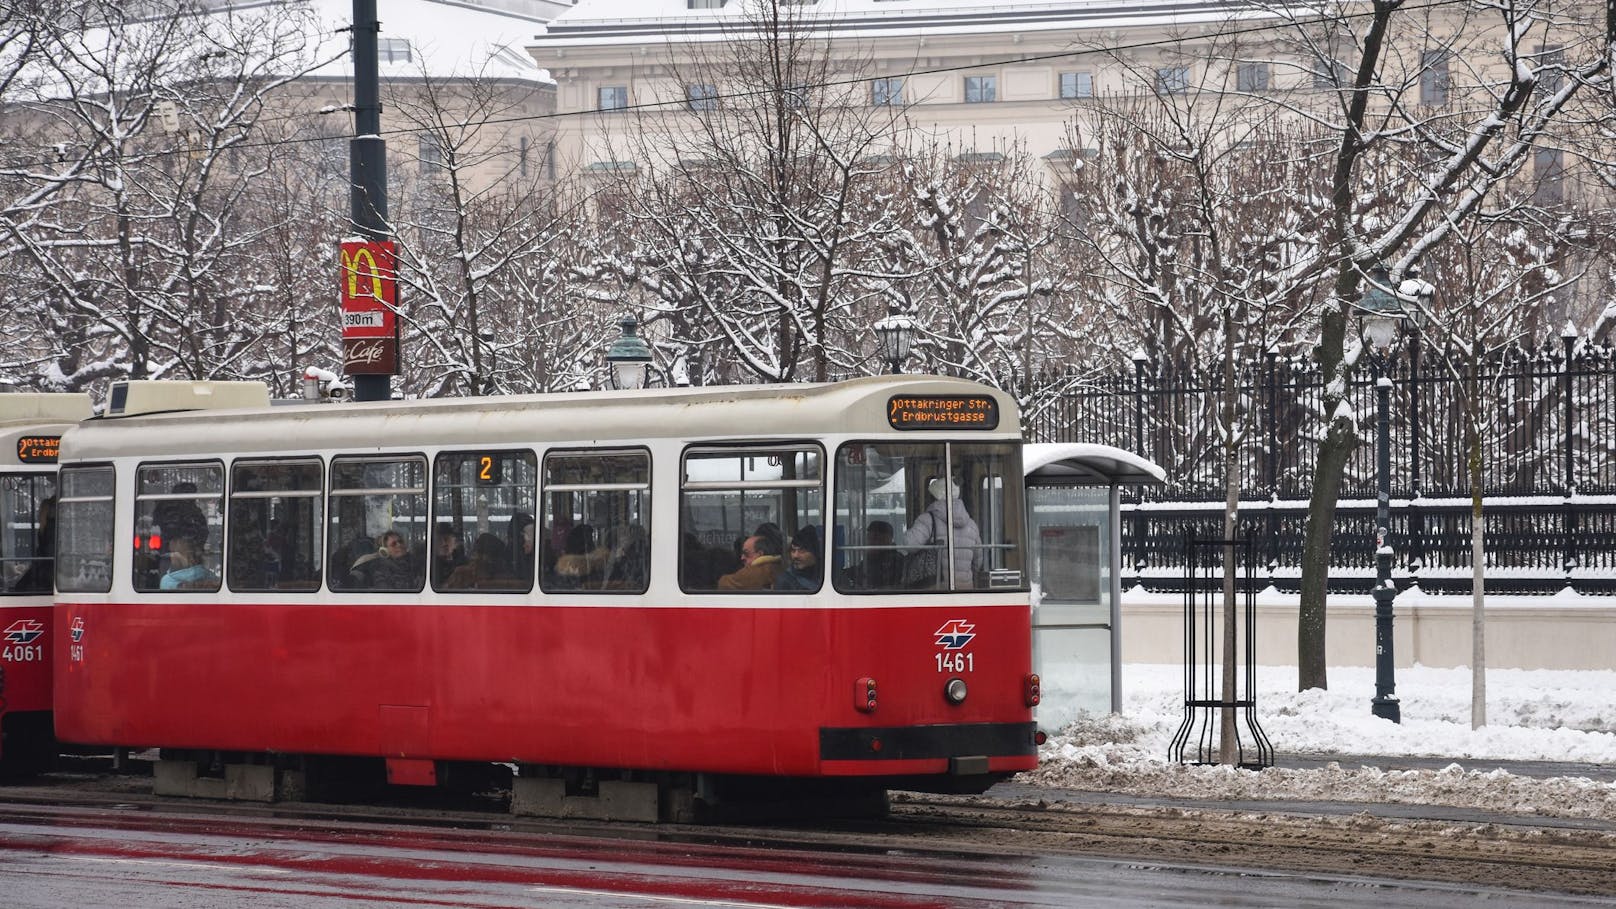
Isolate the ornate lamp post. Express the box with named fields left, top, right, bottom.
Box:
left=604, top=315, right=653, bottom=391
left=1357, top=265, right=1412, bottom=723
left=873, top=314, right=916, bottom=374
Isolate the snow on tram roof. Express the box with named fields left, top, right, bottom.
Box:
left=60, top=376, right=1020, bottom=461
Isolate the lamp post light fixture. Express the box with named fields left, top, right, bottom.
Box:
left=1356, top=265, right=1412, bottom=724
left=604, top=314, right=653, bottom=390
left=873, top=314, right=917, bottom=374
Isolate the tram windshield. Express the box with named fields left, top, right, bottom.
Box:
left=1, top=473, right=57, bottom=594
left=834, top=441, right=1025, bottom=593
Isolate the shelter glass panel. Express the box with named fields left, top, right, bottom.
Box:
left=57, top=466, right=114, bottom=593
left=1, top=473, right=57, bottom=595
left=680, top=446, right=823, bottom=594
left=133, top=462, right=223, bottom=593
left=833, top=442, right=1025, bottom=593
left=228, top=459, right=323, bottom=592
left=329, top=456, right=428, bottom=592
left=541, top=450, right=650, bottom=594
left=432, top=450, right=536, bottom=592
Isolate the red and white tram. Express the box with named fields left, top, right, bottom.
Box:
left=53, top=376, right=1036, bottom=816
left=0, top=393, right=92, bottom=775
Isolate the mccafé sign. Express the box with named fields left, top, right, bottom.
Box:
left=339, top=239, right=399, bottom=374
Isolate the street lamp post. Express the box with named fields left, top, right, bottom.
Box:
left=1357, top=265, right=1410, bottom=723
left=873, top=314, right=916, bottom=374
left=604, top=315, right=653, bottom=390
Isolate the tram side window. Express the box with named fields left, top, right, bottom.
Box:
left=680, top=446, right=823, bottom=594
left=228, top=459, right=323, bottom=592
left=541, top=450, right=650, bottom=594
left=329, top=456, right=427, bottom=592
left=833, top=442, right=1025, bottom=593
left=432, top=450, right=536, bottom=592
left=133, top=462, right=224, bottom=593
left=1, top=474, right=58, bottom=594
left=57, top=466, right=114, bottom=594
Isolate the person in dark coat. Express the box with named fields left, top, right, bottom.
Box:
left=776, top=525, right=823, bottom=591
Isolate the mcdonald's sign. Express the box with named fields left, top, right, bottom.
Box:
left=339, top=239, right=399, bottom=375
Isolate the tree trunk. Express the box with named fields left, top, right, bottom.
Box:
left=1298, top=411, right=1355, bottom=691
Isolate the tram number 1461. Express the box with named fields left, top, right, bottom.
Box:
left=936, top=652, right=974, bottom=673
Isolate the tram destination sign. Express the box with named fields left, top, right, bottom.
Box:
left=16, top=435, right=61, bottom=463
left=887, top=395, right=999, bottom=431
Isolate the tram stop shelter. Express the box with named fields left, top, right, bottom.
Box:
left=1023, top=443, right=1165, bottom=731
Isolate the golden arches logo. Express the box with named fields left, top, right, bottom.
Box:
left=341, top=245, right=388, bottom=302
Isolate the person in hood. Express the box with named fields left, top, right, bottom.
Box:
left=903, top=477, right=982, bottom=588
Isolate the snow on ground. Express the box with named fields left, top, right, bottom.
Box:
left=1021, top=664, right=1616, bottom=820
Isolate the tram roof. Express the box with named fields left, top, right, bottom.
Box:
left=60, top=376, right=1022, bottom=461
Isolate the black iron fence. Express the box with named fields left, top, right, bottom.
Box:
left=1029, top=336, right=1616, bottom=594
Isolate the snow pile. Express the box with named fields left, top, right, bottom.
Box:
left=1022, top=664, right=1616, bottom=820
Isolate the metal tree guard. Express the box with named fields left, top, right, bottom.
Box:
left=1169, top=534, right=1274, bottom=769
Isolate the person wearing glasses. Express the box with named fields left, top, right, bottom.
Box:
left=348, top=530, right=418, bottom=590
left=718, top=533, right=784, bottom=590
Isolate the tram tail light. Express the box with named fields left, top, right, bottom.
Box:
left=855, top=677, right=878, bottom=713
left=1024, top=673, right=1042, bottom=707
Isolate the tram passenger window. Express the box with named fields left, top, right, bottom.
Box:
left=1, top=474, right=58, bottom=594
left=432, top=450, right=536, bottom=592
left=680, top=446, right=822, bottom=594
left=227, top=459, right=322, bottom=592
left=541, top=450, right=649, bottom=594
left=833, top=442, right=1025, bottom=593
left=133, top=462, right=224, bottom=593
left=329, top=456, right=427, bottom=592
left=57, top=466, right=114, bottom=594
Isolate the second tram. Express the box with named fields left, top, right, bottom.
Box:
left=0, top=393, right=92, bottom=776
left=52, top=376, right=1036, bottom=816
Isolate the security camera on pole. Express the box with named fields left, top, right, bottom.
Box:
left=341, top=0, right=397, bottom=401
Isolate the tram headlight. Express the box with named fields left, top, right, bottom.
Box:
left=944, top=677, right=968, bottom=705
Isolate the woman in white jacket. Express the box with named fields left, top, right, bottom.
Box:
left=903, top=477, right=982, bottom=589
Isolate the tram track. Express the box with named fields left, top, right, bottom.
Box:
left=5, top=775, right=1616, bottom=899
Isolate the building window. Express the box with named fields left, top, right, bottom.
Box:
left=1420, top=50, right=1450, bottom=106
left=1237, top=63, right=1269, bottom=93
left=546, top=140, right=556, bottom=181
left=964, top=75, right=996, bottom=103
left=1313, top=59, right=1351, bottom=89
left=1155, top=66, right=1190, bottom=94
left=377, top=37, right=411, bottom=63
left=687, top=0, right=725, bottom=7
left=1535, top=147, right=1565, bottom=205
left=871, top=77, right=904, bottom=106
left=518, top=136, right=529, bottom=177
left=598, top=85, right=628, bottom=111
left=686, top=83, right=718, bottom=111
left=1058, top=71, right=1093, bottom=99
left=418, top=134, right=446, bottom=174
left=1539, top=45, right=1565, bottom=93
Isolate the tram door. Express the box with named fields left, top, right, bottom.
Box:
left=1026, top=481, right=1118, bottom=730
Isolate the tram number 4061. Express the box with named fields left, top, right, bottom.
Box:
left=3, top=645, right=43, bottom=662
left=935, top=652, right=974, bottom=673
